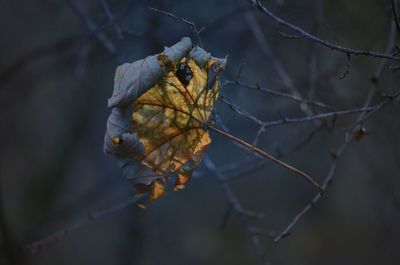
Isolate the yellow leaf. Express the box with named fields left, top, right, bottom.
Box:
left=104, top=38, right=227, bottom=201
left=112, top=136, right=121, bottom=145
left=174, top=168, right=192, bottom=191
left=131, top=54, right=224, bottom=199
left=150, top=180, right=167, bottom=201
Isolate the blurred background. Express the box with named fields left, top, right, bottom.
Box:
left=1, top=0, right=400, bottom=264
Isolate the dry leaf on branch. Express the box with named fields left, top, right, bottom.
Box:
left=104, top=37, right=227, bottom=201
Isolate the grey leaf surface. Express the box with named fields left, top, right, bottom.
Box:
left=107, top=37, right=192, bottom=108
left=191, top=46, right=227, bottom=68
left=104, top=37, right=193, bottom=187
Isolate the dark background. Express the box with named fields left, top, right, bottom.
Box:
left=1, top=0, right=400, bottom=264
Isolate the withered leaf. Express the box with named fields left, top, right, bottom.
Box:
left=104, top=37, right=227, bottom=201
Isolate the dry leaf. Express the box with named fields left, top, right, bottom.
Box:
left=104, top=37, right=227, bottom=201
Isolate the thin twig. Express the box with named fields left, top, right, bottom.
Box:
left=274, top=90, right=400, bottom=242
left=220, top=205, right=233, bottom=229
left=220, top=95, right=264, bottom=126
left=149, top=7, right=203, bottom=46
left=26, top=195, right=143, bottom=253
left=307, top=0, right=322, bottom=105
left=391, top=0, right=400, bottom=35
left=204, top=156, right=269, bottom=265
left=338, top=53, right=352, bottom=79
left=248, top=0, right=400, bottom=62
left=98, top=0, right=124, bottom=40
left=208, top=125, right=324, bottom=193
left=243, top=11, right=315, bottom=116
left=221, top=95, right=379, bottom=128
left=65, top=0, right=121, bottom=62
left=213, top=112, right=264, bottom=160
left=262, top=106, right=376, bottom=128
left=220, top=124, right=326, bottom=183
left=252, top=124, right=266, bottom=146
left=273, top=140, right=349, bottom=242
left=371, top=20, right=398, bottom=82
left=273, top=19, right=399, bottom=242
left=278, top=31, right=305, bottom=39
left=223, top=79, right=331, bottom=109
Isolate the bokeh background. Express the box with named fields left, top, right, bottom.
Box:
left=1, top=0, right=400, bottom=264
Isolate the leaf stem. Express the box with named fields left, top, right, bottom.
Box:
left=208, top=125, right=324, bottom=194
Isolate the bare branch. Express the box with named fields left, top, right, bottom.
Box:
left=149, top=7, right=203, bottom=46
left=338, top=53, right=352, bottom=79
left=277, top=31, right=305, bottom=39
left=243, top=11, right=315, bottom=116
left=391, top=0, right=400, bottom=35
left=272, top=19, right=399, bottom=242
left=204, top=156, right=269, bottom=265
left=223, top=79, right=331, bottom=109
left=98, top=0, right=124, bottom=40
left=307, top=0, right=322, bottom=104
left=208, top=125, right=324, bottom=193
left=248, top=0, right=400, bottom=62
left=221, top=95, right=380, bottom=129
left=220, top=95, right=264, bottom=126
left=274, top=90, right=400, bottom=242
left=372, top=21, right=398, bottom=82
left=214, top=123, right=326, bottom=182
left=65, top=0, right=120, bottom=61
left=26, top=195, right=143, bottom=253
